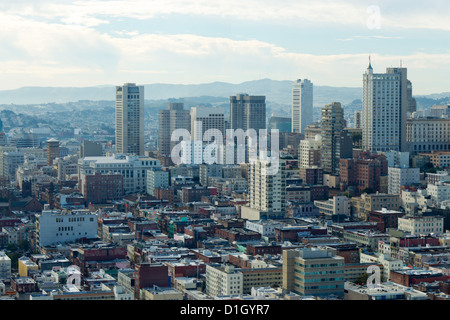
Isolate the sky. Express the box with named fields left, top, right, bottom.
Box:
left=0, top=0, right=449, bottom=95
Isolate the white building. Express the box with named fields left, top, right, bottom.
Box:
left=362, top=64, right=410, bottom=153
left=379, top=151, right=410, bottom=168
left=397, top=213, right=444, bottom=236
left=298, top=135, right=321, bottom=168
left=388, top=167, right=420, bottom=195
left=292, top=79, right=313, bottom=134
left=360, top=252, right=403, bottom=282
left=78, top=154, right=161, bottom=195
left=427, top=182, right=450, bottom=206
left=205, top=264, right=243, bottom=297
left=241, top=158, right=286, bottom=220
left=0, top=251, right=11, bottom=281
left=314, top=196, right=350, bottom=217
left=245, top=220, right=281, bottom=238
left=36, top=208, right=98, bottom=247
left=146, top=168, right=169, bottom=196
left=115, top=83, right=145, bottom=156
left=400, top=189, right=431, bottom=213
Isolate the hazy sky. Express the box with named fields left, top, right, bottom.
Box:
left=1, top=0, right=449, bottom=95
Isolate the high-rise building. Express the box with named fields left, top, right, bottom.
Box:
left=158, top=102, right=191, bottom=158
left=46, top=138, right=60, bottom=166
left=230, top=94, right=266, bottom=132
left=354, top=111, right=362, bottom=129
left=407, top=80, right=417, bottom=114
left=241, top=158, right=286, bottom=220
left=320, top=102, right=346, bottom=175
left=190, top=106, right=225, bottom=140
left=362, top=63, right=410, bottom=153
left=292, top=79, right=313, bottom=134
left=79, top=140, right=103, bottom=158
left=115, top=83, right=144, bottom=155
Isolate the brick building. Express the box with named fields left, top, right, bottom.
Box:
left=134, top=263, right=170, bottom=299
left=340, top=152, right=388, bottom=194
left=79, top=172, right=124, bottom=204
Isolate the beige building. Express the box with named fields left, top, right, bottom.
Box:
left=140, top=286, right=183, bottom=300
left=407, top=117, right=450, bottom=154
left=350, top=193, right=401, bottom=220
left=398, top=213, right=444, bottom=235
left=205, top=264, right=243, bottom=297
left=241, top=265, right=282, bottom=294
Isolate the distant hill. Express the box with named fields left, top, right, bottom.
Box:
left=0, top=79, right=362, bottom=107
left=0, top=79, right=448, bottom=110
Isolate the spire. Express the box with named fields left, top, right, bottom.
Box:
left=368, top=55, right=373, bottom=70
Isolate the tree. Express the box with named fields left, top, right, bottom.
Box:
left=355, top=273, right=369, bottom=286
left=362, top=187, right=374, bottom=194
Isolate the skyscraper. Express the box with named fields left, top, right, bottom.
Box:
left=190, top=106, right=225, bottom=140
left=158, top=103, right=191, bottom=158
left=115, top=83, right=144, bottom=155
left=320, top=102, right=346, bottom=175
left=230, top=94, right=266, bottom=132
left=292, top=79, right=313, bottom=134
left=362, top=63, right=410, bottom=153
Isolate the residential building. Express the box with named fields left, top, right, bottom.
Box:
left=314, top=196, right=350, bottom=217
left=340, top=152, right=389, bottom=194
left=320, top=102, right=348, bottom=175
left=350, top=193, right=401, bottom=220
left=0, top=251, right=11, bottom=281
left=79, top=172, right=124, bottom=204
left=362, top=64, right=410, bottom=152
left=298, top=136, right=321, bottom=168
left=398, top=213, right=445, bottom=235
left=241, top=159, right=286, bottom=220
left=146, top=168, right=169, bottom=196
left=205, top=264, right=243, bottom=297
left=388, top=167, right=420, bottom=195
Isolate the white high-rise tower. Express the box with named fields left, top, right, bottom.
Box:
left=362, top=62, right=409, bottom=153
left=292, top=79, right=313, bottom=134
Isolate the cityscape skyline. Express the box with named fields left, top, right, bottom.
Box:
left=0, top=1, right=450, bottom=95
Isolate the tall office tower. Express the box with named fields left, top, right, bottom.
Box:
left=158, top=103, right=191, bottom=157
left=190, top=106, right=225, bottom=140
left=292, top=79, right=313, bottom=134
left=115, top=83, right=144, bottom=155
left=407, top=80, right=417, bottom=114
left=230, top=94, right=266, bottom=131
left=362, top=63, right=410, bottom=153
left=320, top=102, right=345, bottom=175
left=354, top=111, right=362, bottom=129
left=46, top=138, right=60, bottom=166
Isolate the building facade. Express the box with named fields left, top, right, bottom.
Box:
left=115, top=83, right=145, bottom=155
left=292, top=79, right=313, bottom=134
